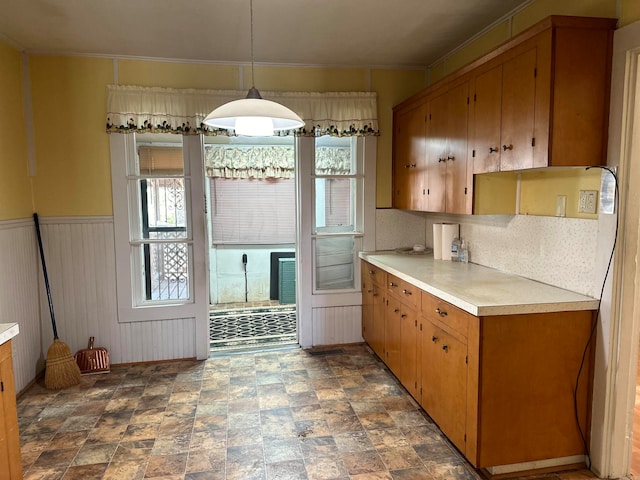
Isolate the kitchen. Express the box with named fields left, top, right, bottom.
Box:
left=1, top=0, right=640, bottom=478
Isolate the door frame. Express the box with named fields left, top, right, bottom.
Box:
left=592, top=19, right=640, bottom=478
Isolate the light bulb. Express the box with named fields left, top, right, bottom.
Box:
left=234, top=116, right=274, bottom=136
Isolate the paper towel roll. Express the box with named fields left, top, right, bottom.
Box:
left=432, top=224, right=443, bottom=260
left=441, top=223, right=460, bottom=261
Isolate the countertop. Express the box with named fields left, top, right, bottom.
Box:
left=360, top=252, right=599, bottom=316
left=0, top=323, right=19, bottom=345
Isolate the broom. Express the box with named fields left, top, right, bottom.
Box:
left=34, top=213, right=82, bottom=389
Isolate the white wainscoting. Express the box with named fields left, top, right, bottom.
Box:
left=312, top=306, right=363, bottom=346
left=0, top=216, right=198, bottom=387
left=37, top=217, right=199, bottom=365
left=0, top=219, right=42, bottom=393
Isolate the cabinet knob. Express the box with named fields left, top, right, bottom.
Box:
left=442, top=344, right=449, bottom=352
left=489, top=147, right=498, bottom=153
left=410, top=163, right=417, bottom=168
left=503, top=144, right=513, bottom=151
left=402, top=289, right=412, bottom=296
left=431, top=335, right=438, bottom=343
left=394, top=308, right=399, bottom=313
left=369, top=270, right=375, bottom=275
left=367, top=289, right=373, bottom=293
left=438, top=158, right=446, bottom=163
left=401, top=313, right=407, bottom=318
left=435, top=307, right=448, bottom=317
left=389, top=282, right=398, bottom=287
left=372, top=293, right=379, bottom=297
left=447, top=156, right=455, bottom=161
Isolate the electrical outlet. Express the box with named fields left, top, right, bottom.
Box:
left=579, top=190, right=598, bottom=214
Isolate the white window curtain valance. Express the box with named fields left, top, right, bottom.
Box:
left=106, top=85, right=379, bottom=137
left=204, top=145, right=352, bottom=179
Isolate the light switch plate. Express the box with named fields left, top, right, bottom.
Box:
left=556, top=195, right=566, bottom=217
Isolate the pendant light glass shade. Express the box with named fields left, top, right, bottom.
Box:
left=202, top=0, right=304, bottom=137
left=203, top=88, right=304, bottom=136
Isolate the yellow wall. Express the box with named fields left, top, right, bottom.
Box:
left=6, top=0, right=627, bottom=216
left=0, top=41, right=32, bottom=220
left=25, top=56, right=425, bottom=214
left=29, top=56, right=114, bottom=216
left=431, top=0, right=617, bottom=83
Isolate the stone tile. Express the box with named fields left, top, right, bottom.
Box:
left=144, top=453, right=188, bottom=477
left=71, top=442, right=118, bottom=466
left=341, top=449, right=387, bottom=475
left=61, top=463, right=109, bottom=479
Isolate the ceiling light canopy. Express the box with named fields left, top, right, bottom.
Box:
left=203, top=0, right=304, bottom=136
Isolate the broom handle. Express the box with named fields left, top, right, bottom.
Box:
left=33, top=213, right=59, bottom=340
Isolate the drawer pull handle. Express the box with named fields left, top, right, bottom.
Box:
left=402, top=289, right=412, bottom=296
left=435, top=308, right=448, bottom=317
left=489, top=147, right=498, bottom=153
left=389, top=282, right=398, bottom=287
left=431, top=335, right=438, bottom=343
left=447, top=156, right=455, bottom=161
left=503, top=144, right=513, bottom=151
left=442, top=344, right=449, bottom=352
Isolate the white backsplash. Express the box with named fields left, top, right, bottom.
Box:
left=375, top=208, right=430, bottom=251
left=376, top=209, right=600, bottom=297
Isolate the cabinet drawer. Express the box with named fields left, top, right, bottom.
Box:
left=362, top=261, right=385, bottom=286
left=422, top=292, right=470, bottom=339
left=387, top=274, right=420, bottom=308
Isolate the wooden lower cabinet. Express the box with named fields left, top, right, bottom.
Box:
left=0, top=340, right=22, bottom=480
left=420, top=291, right=595, bottom=470
left=362, top=260, right=595, bottom=472
left=421, top=318, right=467, bottom=452
left=361, top=263, right=385, bottom=358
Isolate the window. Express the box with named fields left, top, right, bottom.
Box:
left=313, top=136, right=363, bottom=291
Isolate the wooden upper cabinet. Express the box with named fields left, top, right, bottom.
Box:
left=426, top=89, right=448, bottom=213
left=395, top=15, right=615, bottom=197
left=470, top=65, right=502, bottom=174
left=499, top=47, right=537, bottom=171
left=393, top=102, right=427, bottom=210
left=426, top=80, right=470, bottom=214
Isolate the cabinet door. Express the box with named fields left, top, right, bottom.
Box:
left=385, top=296, right=403, bottom=377
left=500, top=47, right=537, bottom=171
left=444, top=81, right=470, bottom=214
left=0, top=342, right=20, bottom=480
left=393, top=103, right=427, bottom=210
left=471, top=65, right=502, bottom=174
left=426, top=91, right=448, bottom=212
left=399, top=307, right=419, bottom=399
left=421, top=320, right=467, bottom=452
left=362, top=274, right=375, bottom=344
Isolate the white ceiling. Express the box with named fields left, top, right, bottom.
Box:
left=0, top=0, right=530, bottom=68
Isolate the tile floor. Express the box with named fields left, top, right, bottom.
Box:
left=17, top=344, right=597, bottom=480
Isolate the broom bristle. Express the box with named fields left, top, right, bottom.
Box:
left=45, top=339, right=82, bottom=389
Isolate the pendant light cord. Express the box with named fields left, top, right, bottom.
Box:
left=249, top=0, right=255, bottom=88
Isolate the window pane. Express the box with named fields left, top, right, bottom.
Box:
left=136, top=143, right=184, bottom=175
left=315, top=236, right=355, bottom=290
left=315, top=178, right=355, bottom=231
left=315, top=136, right=355, bottom=175
left=137, top=243, right=190, bottom=301
left=142, top=178, right=187, bottom=232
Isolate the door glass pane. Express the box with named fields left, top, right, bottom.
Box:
left=136, top=243, right=190, bottom=301
left=315, top=136, right=355, bottom=175
left=315, top=178, right=355, bottom=231
left=315, top=236, right=355, bottom=290
left=142, top=178, right=188, bottom=236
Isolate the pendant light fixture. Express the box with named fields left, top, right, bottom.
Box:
left=203, top=0, right=304, bottom=136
